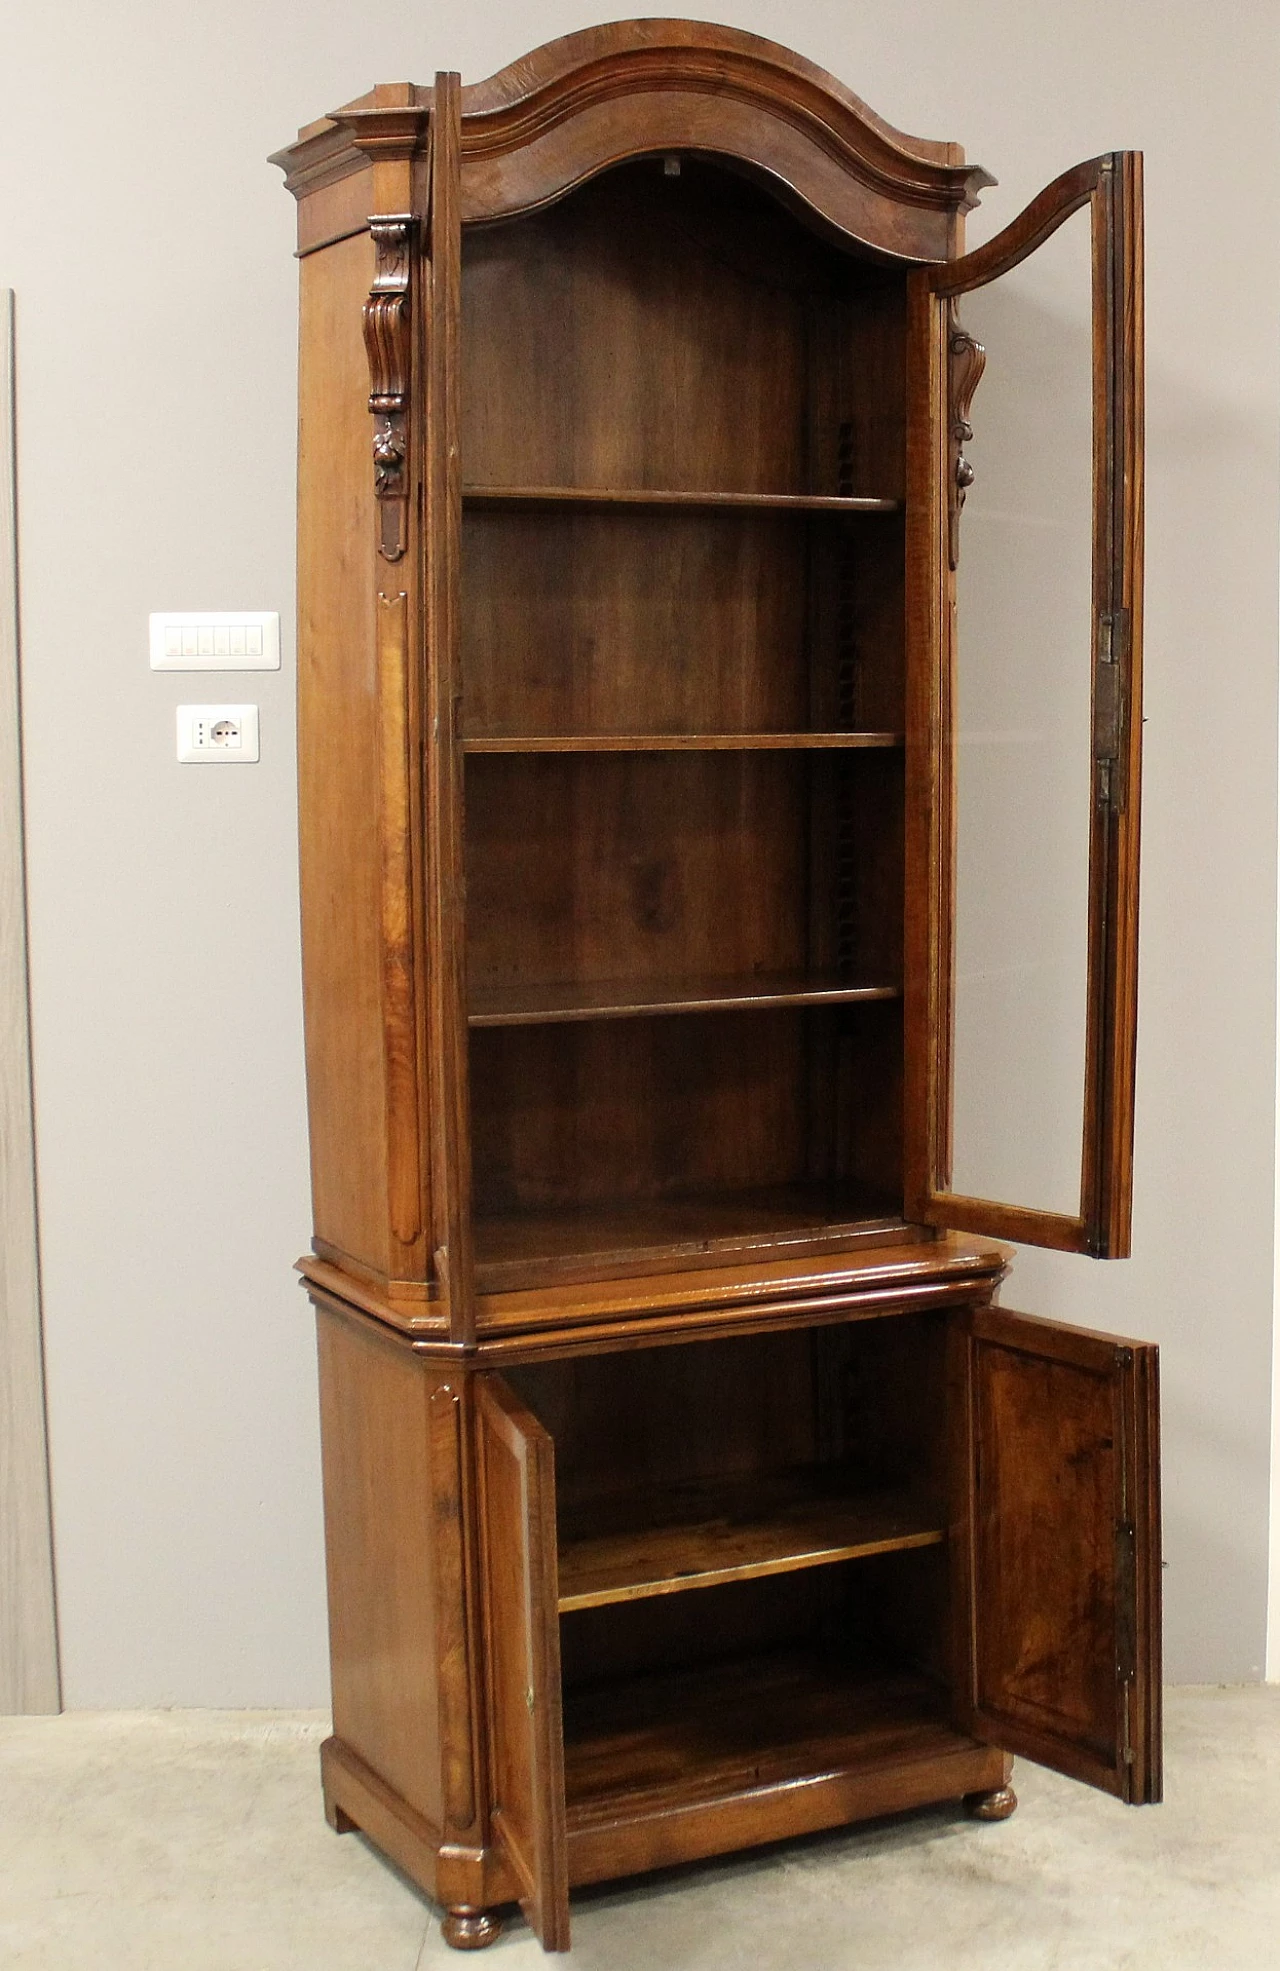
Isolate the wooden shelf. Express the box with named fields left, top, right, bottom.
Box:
left=558, top=1471, right=942, bottom=1612
left=470, top=973, right=901, bottom=1028
left=463, top=484, right=900, bottom=514
left=474, top=1184, right=906, bottom=1292
left=463, top=732, right=904, bottom=754
left=563, top=1654, right=962, bottom=1817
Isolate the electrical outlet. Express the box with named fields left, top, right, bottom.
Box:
left=176, top=704, right=260, bottom=764
left=151, top=611, right=280, bottom=671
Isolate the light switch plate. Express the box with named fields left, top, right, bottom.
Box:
left=176, top=704, right=260, bottom=763
left=150, top=611, right=280, bottom=671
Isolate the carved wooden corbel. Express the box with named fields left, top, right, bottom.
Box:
left=947, top=303, right=986, bottom=570
left=363, top=215, right=414, bottom=562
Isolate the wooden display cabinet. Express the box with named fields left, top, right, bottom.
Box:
left=273, top=21, right=1158, bottom=1953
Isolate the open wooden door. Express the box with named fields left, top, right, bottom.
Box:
left=474, top=1374, right=571, bottom=1949
left=905, top=154, right=1143, bottom=1256
left=950, top=1305, right=1161, bottom=1803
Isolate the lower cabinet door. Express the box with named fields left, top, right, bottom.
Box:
left=474, top=1373, right=572, bottom=1949
left=951, top=1305, right=1162, bottom=1804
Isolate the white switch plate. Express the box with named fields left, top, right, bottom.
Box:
left=150, top=611, right=280, bottom=671
left=177, top=704, right=260, bottom=763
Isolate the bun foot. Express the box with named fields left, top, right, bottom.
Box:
left=442, top=1908, right=503, bottom=1951
left=966, top=1784, right=1018, bottom=1821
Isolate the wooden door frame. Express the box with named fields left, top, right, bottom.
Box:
left=0, top=290, right=61, bottom=1713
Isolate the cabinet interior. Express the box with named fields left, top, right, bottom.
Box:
left=505, top=1311, right=956, bottom=1817
left=460, top=158, right=913, bottom=1293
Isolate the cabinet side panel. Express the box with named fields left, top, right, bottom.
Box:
left=315, top=1303, right=443, bottom=1829
left=297, top=229, right=390, bottom=1278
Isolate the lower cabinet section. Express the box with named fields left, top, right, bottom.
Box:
left=311, top=1285, right=1161, bottom=1954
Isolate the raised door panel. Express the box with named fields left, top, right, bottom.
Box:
left=952, top=1305, right=1161, bottom=1803
left=474, top=1374, right=571, bottom=1950
left=905, top=154, right=1143, bottom=1257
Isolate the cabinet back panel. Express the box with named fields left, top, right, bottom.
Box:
left=461, top=161, right=832, bottom=495
left=560, top=1570, right=844, bottom=1690
left=470, top=1004, right=903, bottom=1217
left=461, top=509, right=810, bottom=737
left=537, top=1317, right=952, bottom=1693
left=470, top=1010, right=808, bottom=1210
left=508, top=1331, right=819, bottom=1506
left=818, top=1312, right=949, bottom=1498
left=466, top=753, right=808, bottom=992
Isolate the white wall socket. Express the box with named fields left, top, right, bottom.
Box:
left=151, top=611, right=280, bottom=671
left=176, top=704, right=260, bottom=764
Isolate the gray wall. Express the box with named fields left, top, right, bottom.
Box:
left=1, top=0, right=1274, bottom=1703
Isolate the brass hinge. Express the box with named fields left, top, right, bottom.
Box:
left=1094, top=609, right=1130, bottom=812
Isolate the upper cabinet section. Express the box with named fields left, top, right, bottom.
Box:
left=272, top=20, right=993, bottom=263
left=278, top=27, right=1143, bottom=1333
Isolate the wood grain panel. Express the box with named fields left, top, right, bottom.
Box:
left=297, top=231, right=391, bottom=1279
left=954, top=1304, right=1161, bottom=1802
left=461, top=160, right=826, bottom=495
left=465, top=753, right=810, bottom=994
left=506, top=1329, right=817, bottom=1506
left=460, top=509, right=811, bottom=738
left=475, top=1374, right=570, bottom=1950
left=0, top=291, right=60, bottom=1715
left=315, top=1304, right=443, bottom=1826
left=470, top=1009, right=809, bottom=1212
left=563, top=1654, right=968, bottom=1810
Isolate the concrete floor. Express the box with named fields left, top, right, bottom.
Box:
left=1, top=1689, right=1277, bottom=1969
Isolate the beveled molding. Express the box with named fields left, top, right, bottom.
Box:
left=272, top=20, right=992, bottom=261
left=298, top=1233, right=1011, bottom=1361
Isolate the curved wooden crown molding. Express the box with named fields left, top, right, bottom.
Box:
left=272, top=22, right=993, bottom=262
left=454, top=20, right=993, bottom=257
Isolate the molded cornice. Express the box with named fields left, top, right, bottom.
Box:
left=271, top=21, right=992, bottom=262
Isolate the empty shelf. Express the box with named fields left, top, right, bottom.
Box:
left=473, top=1184, right=907, bottom=1292
left=463, top=732, right=904, bottom=753
left=558, top=1471, right=944, bottom=1611
left=469, top=973, right=902, bottom=1027
left=563, top=1653, right=962, bottom=1817
left=463, top=484, right=900, bottom=513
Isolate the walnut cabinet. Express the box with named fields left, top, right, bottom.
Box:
left=274, top=22, right=1158, bottom=1953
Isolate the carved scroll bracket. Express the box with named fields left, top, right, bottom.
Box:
left=947, top=302, right=986, bottom=571
left=363, top=214, right=415, bottom=562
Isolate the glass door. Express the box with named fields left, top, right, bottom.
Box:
left=904, top=155, right=1143, bottom=1256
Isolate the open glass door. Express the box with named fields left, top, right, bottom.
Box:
left=905, top=155, right=1143, bottom=1255
left=951, top=1305, right=1161, bottom=1803
left=475, top=1375, right=571, bottom=1950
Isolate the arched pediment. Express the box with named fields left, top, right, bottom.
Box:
left=456, top=21, right=993, bottom=261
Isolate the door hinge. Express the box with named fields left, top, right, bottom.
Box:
left=1114, top=1521, right=1137, bottom=1682
left=1094, top=610, right=1130, bottom=812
